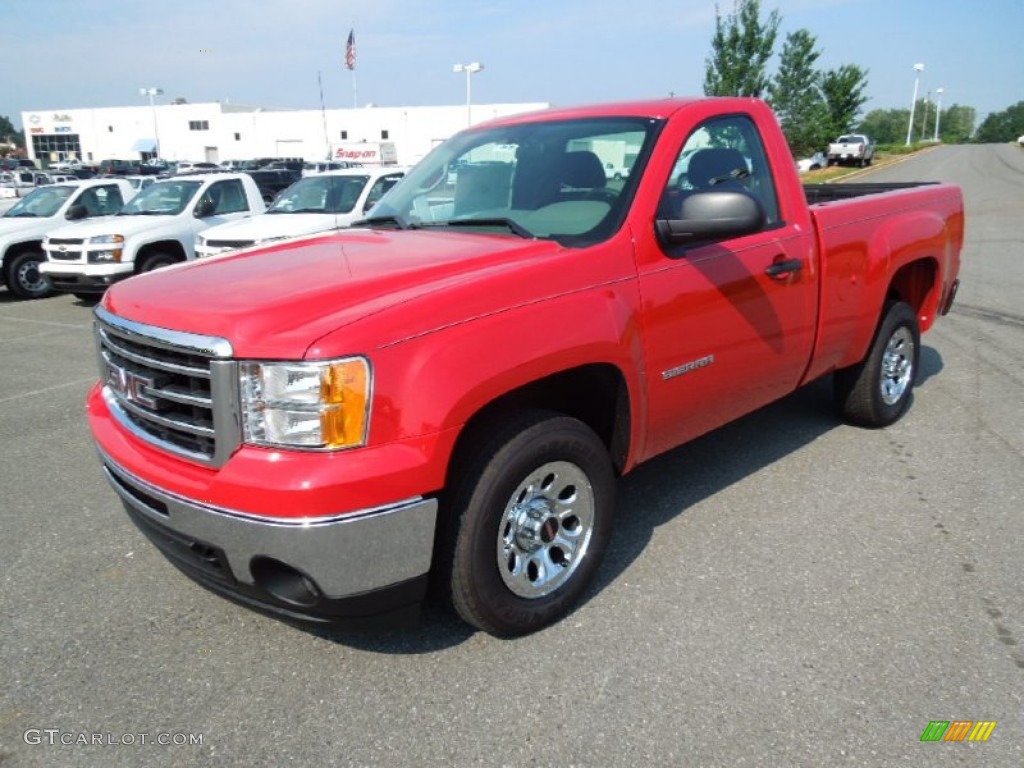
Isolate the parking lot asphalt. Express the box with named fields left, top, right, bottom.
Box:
left=1, top=144, right=1022, bottom=767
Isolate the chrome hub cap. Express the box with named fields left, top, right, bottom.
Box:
left=17, top=259, right=46, bottom=293
left=880, top=326, right=914, bottom=405
left=497, top=461, right=595, bottom=599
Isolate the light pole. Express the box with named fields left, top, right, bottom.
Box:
left=453, top=62, right=484, bottom=127
left=921, top=90, right=931, bottom=140
left=933, top=88, right=944, bottom=142
left=905, top=63, right=924, bottom=145
left=139, top=87, right=163, bottom=160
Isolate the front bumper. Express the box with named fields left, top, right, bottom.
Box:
left=40, top=262, right=133, bottom=292
left=100, top=449, right=438, bottom=627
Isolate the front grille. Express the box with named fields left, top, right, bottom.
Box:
left=206, top=239, right=255, bottom=249
left=47, top=237, right=85, bottom=245
left=47, top=249, right=81, bottom=261
left=94, top=307, right=240, bottom=467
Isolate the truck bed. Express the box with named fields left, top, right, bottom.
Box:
left=803, top=181, right=938, bottom=205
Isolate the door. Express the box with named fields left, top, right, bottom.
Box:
left=189, top=178, right=253, bottom=256
left=204, top=146, right=219, bottom=163
left=637, top=114, right=818, bottom=458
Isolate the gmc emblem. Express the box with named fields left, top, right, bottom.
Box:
left=106, top=361, right=157, bottom=408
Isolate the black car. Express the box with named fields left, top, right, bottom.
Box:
left=245, top=169, right=302, bottom=204
left=0, top=158, right=37, bottom=171
left=97, top=159, right=140, bottom=176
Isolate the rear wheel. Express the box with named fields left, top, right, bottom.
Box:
left=4, top=250, right=53, bottom=300
left=834, top=301, right=920, bottom=427
left=443, top=410, right=615, bottom=637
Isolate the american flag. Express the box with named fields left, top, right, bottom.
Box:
left=345, top=29, right=356, bottom=71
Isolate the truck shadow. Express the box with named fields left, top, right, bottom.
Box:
left=315, top=347, right=943, bottom=653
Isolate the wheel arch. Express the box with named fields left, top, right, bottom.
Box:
left=135, top=240, right=187, bottom=272
left=886, top=257, right=940, bottom=332
left=446, top=363, right=633, bottom=486
left=1, top=238, right=44, bottom=270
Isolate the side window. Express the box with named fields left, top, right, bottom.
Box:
left=661, top=115, right=780, bottom=226
left=204, top=179, right=249, bottom=214
left=95, top=185, right=125, bottom=215
left=364, top=174, right=402, bottom=209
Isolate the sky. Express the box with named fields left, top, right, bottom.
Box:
left=3, top=0, right=1022, bottom=130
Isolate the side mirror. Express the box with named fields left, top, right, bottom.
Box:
left=656, top=190, right=766, bottom=246
left=194, top=199, right=216, bottom=218
left=65, top=204, right=88, bottom=220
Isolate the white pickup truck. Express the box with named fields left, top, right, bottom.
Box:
left=827, top=134, right=875, bottom=167
left=41, top=173, right=264, bottom=296
left=0, top=178, right=135, bottom=299
left=195, top=167, right=405, bottom=258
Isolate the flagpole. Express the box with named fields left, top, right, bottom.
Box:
left=317, top=70, right=329, bottom=160
left=352, top=71, right=358, bottom=109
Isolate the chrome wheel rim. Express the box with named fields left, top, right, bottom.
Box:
left=497, top=460, right=595, bottom=599
left=880, top=326, right=914, bottom=405
left=17, top=258, right=47, bottom=295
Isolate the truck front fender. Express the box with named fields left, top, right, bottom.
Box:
left=326, top=281, right=648, bottom=485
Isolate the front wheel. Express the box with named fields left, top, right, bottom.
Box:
left=444, top=411, right=616, bottom=637
left=137, top=252, right=178, bottom=273
left=4, top=250, right=53, bottom=300
left=834, top=301, right=920, bottom=427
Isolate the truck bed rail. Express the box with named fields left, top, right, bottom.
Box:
left=803, top=181, right=938, bottom=205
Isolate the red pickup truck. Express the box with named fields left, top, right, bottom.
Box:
left=89, top=97, right=963, bottom=637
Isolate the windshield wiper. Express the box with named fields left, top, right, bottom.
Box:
left=6, top=212, right=39, bottom=217
left=430, top=217, right=535, bottom=239
left=355, top=214, right=415, bottom=230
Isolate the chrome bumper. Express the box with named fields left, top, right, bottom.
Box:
left=99, top=450, right=438, bottom=602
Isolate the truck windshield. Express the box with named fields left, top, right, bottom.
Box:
left=119, top=180, right=202, bottom=216
left=268, top=175, right=371, bottom=214
left=3, top=185, right=75, bottom=218
left=368, top=116, right=661, bottom=246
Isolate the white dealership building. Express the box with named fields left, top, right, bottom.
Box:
left=21, top=100, right=550, bottom=168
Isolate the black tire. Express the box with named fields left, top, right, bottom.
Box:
left=137, top=252, right=178, bottom=273
left=4, top=250, right=53, bottom=300
left=443, top=410, right=615, bottom=637
left=834, top=301, right=920, bottom=428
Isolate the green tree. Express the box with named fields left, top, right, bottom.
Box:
left=704, top=0, right=781, bottom=98
left=0, top=114, right=24, bottom=151
left=939, top=104, right=976, bottom=144
left=858, top=108, right=909, bottom=146
left=768, top=29, right=829, bottom=156
left=821, top=64, right=869, bottom=137
left=975, top=101, right=1024, bottom=143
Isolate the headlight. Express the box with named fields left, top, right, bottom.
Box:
left=90, top=234, right=124, bottom=245
left=239, top=358, right=370, bottom=449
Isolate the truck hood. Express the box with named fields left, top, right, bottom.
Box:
left=102, top=229, right=571, bottom=358
left=203, top=213, right=336, bottom=243
left=0, top=216, right=53, bottom=238
left=48, top=214, right=168, bottom=240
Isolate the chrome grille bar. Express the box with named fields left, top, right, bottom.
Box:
left=93, top=306, right=241, bottom=467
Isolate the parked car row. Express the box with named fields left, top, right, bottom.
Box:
left=0, top=166, right=408, bottom=301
